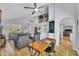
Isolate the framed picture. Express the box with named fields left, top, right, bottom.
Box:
left=38, top=13, right=48, bottom=23
left=38, top=15, right=43, bottom=23
left=49, top=21, right=55, bottom=33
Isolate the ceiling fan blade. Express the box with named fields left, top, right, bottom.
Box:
left=38, top=4, right=48, bottom=9
left=34, top=3, right=37, bottom=8
left=24, top=7, right=34, bottom=9
left=32, top=11, right=35, bottom=14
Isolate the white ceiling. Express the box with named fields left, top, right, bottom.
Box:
left=0, top=3, right=48, bottom=20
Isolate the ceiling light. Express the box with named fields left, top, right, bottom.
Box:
left=35, top=8, right=38, bottom=12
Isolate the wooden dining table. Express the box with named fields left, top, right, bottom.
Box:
left=28, top=38, right=55, bottom=56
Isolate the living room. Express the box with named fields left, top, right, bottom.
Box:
left=0, top=3, right=79, bottom=56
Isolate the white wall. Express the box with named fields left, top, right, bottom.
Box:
left=36, top=14, right=49, bottom=39
left=75, top=4, right=79, bottom=51
left=38, top=22, right=49, bottom=39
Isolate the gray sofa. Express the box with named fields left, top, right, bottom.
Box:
left=9, top=32, right=33, bottom=49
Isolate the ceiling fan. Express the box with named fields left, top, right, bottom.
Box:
left=24, top=3, right=48, bottom=15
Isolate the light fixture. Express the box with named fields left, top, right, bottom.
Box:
left=35, top=8, right=38, bottom=12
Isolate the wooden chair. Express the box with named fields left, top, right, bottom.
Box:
left=45, top=42, right=56, bottom=56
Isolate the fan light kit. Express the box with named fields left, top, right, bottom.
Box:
left=35, top=8, right=38, bottom=12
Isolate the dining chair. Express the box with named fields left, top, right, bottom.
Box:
left=45, top=42, right=56, bottom=56
left=29, top=32, right=40, bottom=42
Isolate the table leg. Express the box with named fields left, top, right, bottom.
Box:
left=33, top=50, right=41, bottom=56
left=40, top=53, right=42, bottom=56
left=33, top=51, right=37, bottom=56
left=37, top=53, right=40, bottom=56
left=28, top=46, right=32, bottom=56
left=32, top=47, right=33, bottom=56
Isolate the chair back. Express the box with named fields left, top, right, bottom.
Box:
left=34, top=32, right=40, bottom=41
left=45, top=42, right=55, bottom=53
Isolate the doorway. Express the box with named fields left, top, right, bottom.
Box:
left=59, top=17, right=76, bottom=46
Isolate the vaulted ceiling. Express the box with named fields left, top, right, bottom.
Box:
left=0, top=3, right=48, bottom=20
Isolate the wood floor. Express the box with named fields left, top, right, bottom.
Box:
left=55, top=37, right=78, bottom=56
left=0, top=37, right=78, bottom=56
